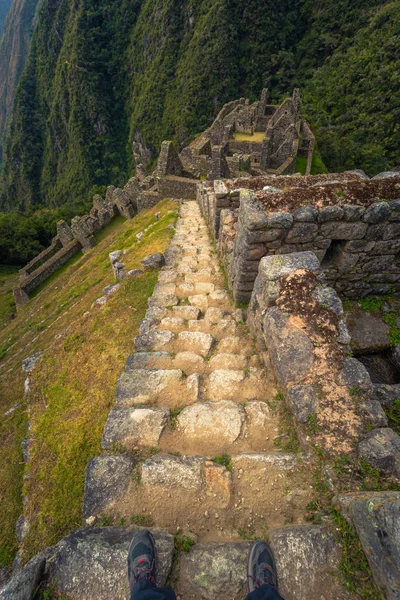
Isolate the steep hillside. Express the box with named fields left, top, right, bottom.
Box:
left=1, top=0, right=397, bottom=212
left=0, top=199, right=178, bottom=567
left=0, top=0, right=13, bottom=35
left=0, top=0, right=42, bottom=160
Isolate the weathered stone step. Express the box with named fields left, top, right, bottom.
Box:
left=116, top=368, right=187, bottom=407
left=83, top=453, right=313, bottom=541
left=0, top=525, right=345, bottom=600
left=101, top=400, right=278, bottom=456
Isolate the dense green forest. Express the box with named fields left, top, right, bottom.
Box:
left=0, top=0, right=13, bottom=35
left=0, top=0, right=399, bottom=265
left=0, top=0, right=43, bottom=159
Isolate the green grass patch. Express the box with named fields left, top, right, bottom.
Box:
left=174, top=534, right=195, bottom=554
left=0, top=200, right=177, bottom=567
left=211, top=454, right=233, bottom=470
left=295, top=156, right=307, bottom=175
left=95, top=215, right=125, bottom=243
left=385, top=398, right=400, bottom=435
left=30, top=252, right=83, bottom=299
left=331, top=509, right=383, bottom=599
left=232, top=131, right=265, bottom=143
left=130, top=513, right=154, bottom=527
left=310, top=145, right=328, bottom=175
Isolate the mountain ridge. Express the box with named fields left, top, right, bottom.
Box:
left=0, top=0, right=398, bottom=213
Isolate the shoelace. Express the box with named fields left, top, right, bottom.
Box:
left=134, top=558, right=155, bottom=583
left=255, top=564, right=275, bottom=588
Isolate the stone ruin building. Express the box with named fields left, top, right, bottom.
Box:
left=14, top=88, right=315, bottom=306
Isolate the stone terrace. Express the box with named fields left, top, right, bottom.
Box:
left=198, top=172, right=400, bottom=302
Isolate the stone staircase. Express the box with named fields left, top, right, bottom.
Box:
left=83, top=201, right=314, bottom=537
left=77, top=201, right=346, bottom=598
left=1, top=201, right=348, bottom=600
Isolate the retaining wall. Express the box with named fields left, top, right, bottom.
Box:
left=198, top=173, right=400, bottom=303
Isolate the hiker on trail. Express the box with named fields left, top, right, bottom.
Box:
left=127, top=530, right=283, bottom=600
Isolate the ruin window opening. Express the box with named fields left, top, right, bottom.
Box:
left=321, top=239, right=347, bottom=268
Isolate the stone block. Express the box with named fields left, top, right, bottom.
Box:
left=176, top=542, right=251, bottom=600
left=269, top=525, right=343, bottom=600
left=83, top=455, right=135, bottom=522
left=141, top=253, right=165, bottom=270
left=343, top=205, right=365, bottom=222
left=363, top=202, right=391, bottom=224
left=358, top=428, right=400, bottom=479
left=266, top=212, right=293, bottom=229
left=345, top=309, right=391, bottom=354
left=116, top=369, right=182, bottom=406
left=312, top=285, right=343, bottom=315
left=287, top=385, right=318, bottom=424
left=263, top=307, right=314, bottom=389
left=320, top=221, right=368, bottom=240
left=101, top=407, right=169, bottom=449
left=0, top=554, right=46, bottom=600
left=176, top=331, right=215, bottom=356
left=318, top=205, right=344, bottom=222
left=177, top=401, right=245, bottom=445
left=285, top=223, right=318, bottom=244
left=134, top=329, right=175, bottom=352
left=339, top=358, right=372, bottom=390
left=334, top=492, right=400, bottom=600
left=293, top=206, right=318, bottom=222
left=384, top=223, right=400, bottom=240
left=142, top=454, right=204, bottom=489
left=208, top=370, right=245, bottom=400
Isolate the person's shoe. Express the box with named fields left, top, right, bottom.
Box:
left=128, top=529, right=156, bottom=590
left=247, top=540, right=278, bottom=592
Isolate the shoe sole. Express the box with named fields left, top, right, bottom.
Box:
left=247, top=541, right=277, bottom=593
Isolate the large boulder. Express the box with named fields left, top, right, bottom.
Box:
left=269, top=525, right=345, bottom=600
left=335, top=492, right=400, bottom=600
left=45, top=527, right=174, bottom=598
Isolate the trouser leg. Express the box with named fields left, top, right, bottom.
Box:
left=245, top=584, right=284, bottom=600
left=129, top=579, right=177, bottom=600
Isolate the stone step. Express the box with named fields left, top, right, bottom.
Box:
left=203, top=368, right=274, bottom=403
left=1, top=525, right=345, bottom=600
left=83, top=453, right=313, bottom=540
left=174, top=331, right=215, bottom=356
left=101, top=400, right=278, bottom=456
left=116, top=369, right=186, bottom=407
left=160, top=400, right=277, bottom=455
left=134, top=329, right=175, bottom=353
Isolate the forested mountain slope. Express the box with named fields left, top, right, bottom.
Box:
left=0, top=0, right=398, bottom=213
left=0, top=0, right=13, bottom=35
left=0, top=0, right=42, bottom=160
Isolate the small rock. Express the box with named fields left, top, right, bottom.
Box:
left=22, top=352, right=43, bottom=373
left=104, top=284, right=121, bottom=297
left=141, top=253, right=165, bottom=270
left=136, top=232, right=144, bottom=241
left=127, top=269, right=144, bottom=278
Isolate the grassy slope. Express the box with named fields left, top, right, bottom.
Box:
left=0, top=265, right=19, bottom=328
left=0, top=199, right=178, bottom=566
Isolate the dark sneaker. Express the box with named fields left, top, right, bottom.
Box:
left=247, top=540, right=278, bottom=592
left=128, top=529, right=156, bottom=590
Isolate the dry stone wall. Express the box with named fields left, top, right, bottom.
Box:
left=199, top=172, right=400, bottom=303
